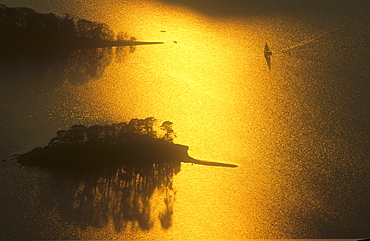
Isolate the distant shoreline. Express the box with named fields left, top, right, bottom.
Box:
left=0, top=5, right=164, bottom=56
left=76, top=39, right=165, bottom=49
left=0, top=37, right=165, bottom=57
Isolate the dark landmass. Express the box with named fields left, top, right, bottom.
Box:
left=0, top=5, right=163, bottom=56
left=73, top=39, right=164, bottom=49
left=14, top=118, right=237, bottom=169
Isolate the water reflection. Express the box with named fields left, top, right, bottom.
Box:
left=1, top=0, right=369, bottom=239
left=0, top=4, right=136, bottom=85
left=63, top=48, right=113, bottom=84
left=0, top=47, right=135, bottom=85
left=39, top=163, right=180, bottom=231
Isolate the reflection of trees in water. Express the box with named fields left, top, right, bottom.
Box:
left=15, top=118, right=183, bottom=232
left=40, top=163, right=180, bottom=231
left=60, top=46, right=134, bottom=84
left=116, top=45, right=136, bottom=60
left=62, top=44, right=135, bottom=84
left=64, top=48, right=113, bottom=84
left=0, top=4, right=135, bottom=85
left=0, top=46, right=131, bottom=85
left=63, top=46, right=134, bottom=84
left=10, top=117, right=185, bottom=233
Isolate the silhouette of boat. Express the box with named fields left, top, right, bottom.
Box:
left=264, top=43, right=272, bottom=70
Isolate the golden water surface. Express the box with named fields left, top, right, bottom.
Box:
left=1, top=0, right=369, bottom=239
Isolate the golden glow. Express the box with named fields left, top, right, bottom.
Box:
left=0, top=0, right=366, bottom=239
left=48, top=2, right=290, bottom=238
left=46, top=0, right=339, bottom=238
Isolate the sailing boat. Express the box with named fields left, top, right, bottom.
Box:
left=264, top=43, right=272, bottom=70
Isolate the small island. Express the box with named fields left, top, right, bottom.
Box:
left=14, top=118, right=237, bottom=169
left=0, top=5, right=163, bottom=55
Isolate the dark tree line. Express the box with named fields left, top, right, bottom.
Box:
left=13, top=117, right=236, bottom=168
left=14, top=118, right=184, bottom=168
left=0, top=5, right=131, bottom=55
left=48, top=117, right=175, bottom=147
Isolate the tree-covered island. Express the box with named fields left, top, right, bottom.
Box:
left=14, top=118, right=238, bottom=169
left=0, top=5, right=163, bottom=55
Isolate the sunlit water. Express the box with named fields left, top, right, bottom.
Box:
left=1, top=0, right=369, bottom=239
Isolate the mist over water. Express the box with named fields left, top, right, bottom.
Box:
left=1, top=0, right=370, bottom=239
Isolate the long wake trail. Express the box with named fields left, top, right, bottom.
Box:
left=277, top=32, right=327, bottom=52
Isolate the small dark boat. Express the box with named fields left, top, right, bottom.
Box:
left=264, top=43, right=273, bottom=70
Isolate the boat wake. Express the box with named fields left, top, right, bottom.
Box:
left=278, top=32, right=327, bottom=52
left=263, top=32, right=327, bottom=70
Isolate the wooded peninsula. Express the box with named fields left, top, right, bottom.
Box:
left=0, top=5, right=163, bottom=55
left=14, top=118, right=238, bottom=169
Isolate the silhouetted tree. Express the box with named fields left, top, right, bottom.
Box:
left=60, top=13, right=76, bottom=37
left=76, top=19, right=114, bottom=40
left=116, top=31, right=130, bottom=40
left=161, top=121, right=175, bottom=143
